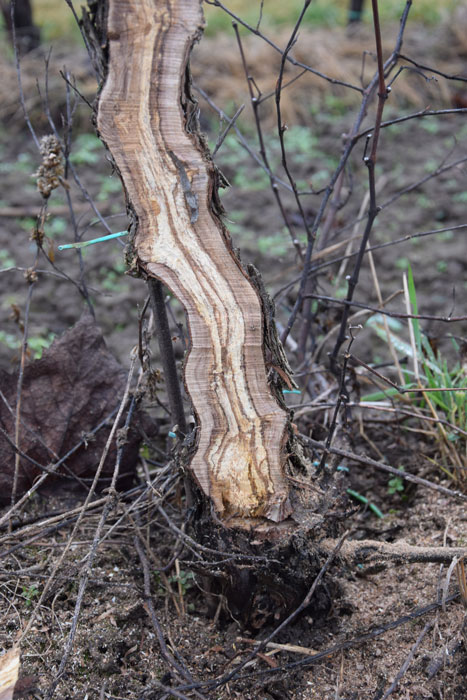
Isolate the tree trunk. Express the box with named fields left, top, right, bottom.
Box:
left=2, top=0, right=40, bottom=53
left=96, top=0, right=293, bottom=527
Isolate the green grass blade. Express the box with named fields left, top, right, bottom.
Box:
left=421, top=334, right=436, bottom=364
left=407, top=263, right=422, bottom=355
left=362, top=384, right=415, bottom=402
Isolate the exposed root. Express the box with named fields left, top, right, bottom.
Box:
left=322, top=537, right=467, bottom=566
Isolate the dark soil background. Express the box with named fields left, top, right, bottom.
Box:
left=0, top=6, right=466, bottom=700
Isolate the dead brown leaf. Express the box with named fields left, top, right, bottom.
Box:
left=0, top=315, right=145, bottom=503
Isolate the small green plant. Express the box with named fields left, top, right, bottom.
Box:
left=153, top=572, right=166, bottom=597
left=0, top=151, right=34, bottom=174
left=420, top=120, right=440, bottom=135
left=168, top=569, right=195, bottom=596
left=70, top=133, right=103, bottom=166
left=0, top=330, right=55, bottom=359
left=436, top=260, right=448, bottom=273
left=99, top=265, right=128, bottom=293
left=22, top=583, right=39, bottom=607
left=346, top=488, right=384, bottom=518
left=452, top=191, right=467, bottom=204
left=395, top=256, right=410, bottom=270
left=257, top=233, right=289, bottom=257
left=97, top=176, right=123, bottom=201
left=28, top=332, right=56, bottom=359
left=15, top=216, right=36, bottom=234
left=46, top=216, right=68, bottom=238
left=0, top=330, right=19, bottom=353
left=0, top=249, right=16, bottom=267
left=387, top=466, right=405, bottom=495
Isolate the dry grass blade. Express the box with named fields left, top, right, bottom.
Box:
left=237, top=637, right=320, bottom=657
left=380, top=621, right=433, bottom=700
left=442, top=556, right=460, bottom=613
left=456, top=557, right=467, bottom=609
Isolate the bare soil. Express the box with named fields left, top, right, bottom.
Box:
left=1, top=474, right=465, bottom=699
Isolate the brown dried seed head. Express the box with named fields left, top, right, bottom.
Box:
left=34, top=135, right=64, bottom=199
left=24, top=267, right=38, bottom=284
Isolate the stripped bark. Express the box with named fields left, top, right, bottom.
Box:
left=96, top=0, right=291, bottom=525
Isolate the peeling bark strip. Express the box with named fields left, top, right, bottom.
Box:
left=97, top=0, right=291, bottom=522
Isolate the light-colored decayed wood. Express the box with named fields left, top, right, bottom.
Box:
left=98, top=0, right=291, bottom=523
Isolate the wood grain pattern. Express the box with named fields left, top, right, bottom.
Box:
left=97, top=0, right=291, bottom=523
